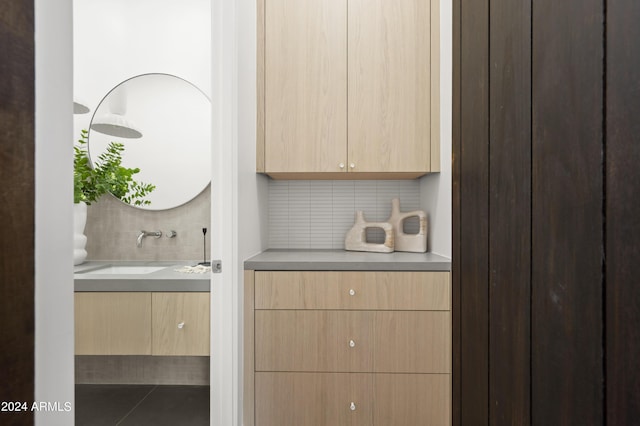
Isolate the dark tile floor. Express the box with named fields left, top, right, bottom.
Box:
left=75, top=384, right=209, bottom=426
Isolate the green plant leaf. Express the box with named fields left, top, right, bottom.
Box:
left=73, top=129, right=156, bottom=206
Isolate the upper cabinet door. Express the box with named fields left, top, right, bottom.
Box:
left=348, top=0, right=432, bottom=173
left=264, top=0, right=347, bottom=174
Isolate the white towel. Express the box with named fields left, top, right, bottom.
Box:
left=174, top=265, right=211, bottom=274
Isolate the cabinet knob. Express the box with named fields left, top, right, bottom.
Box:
left=349, top=162, right=355, bottom=169
left=350, top=402, right=356, bottom=411
left=177, top=322, right=185, bottom=329
left=349, top=289, right=356, bottom=296
left=349, top=340, right=356, bottom=348
left=339, top=162, right=345, bottom=169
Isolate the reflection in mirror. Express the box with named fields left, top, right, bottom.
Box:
left=90, top=86, right=143, bottom=139
left=89, top=74, right=211, bottom=210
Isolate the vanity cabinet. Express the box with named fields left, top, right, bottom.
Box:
left=257, top=0, right=440, bottom=179
left=244, top=270, right=452, bottom=425
left=152, top=292, right=210, bottom=356
left=75, top=292, right=209, bottom=356
left=75, top=292, right=152, bottom=355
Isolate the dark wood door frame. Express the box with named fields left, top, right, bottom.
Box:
left=606, top=1, right=640, bottom=424
left=453, top=0, right=640, bottom=424
left=0, top=1, right=36, bottom=425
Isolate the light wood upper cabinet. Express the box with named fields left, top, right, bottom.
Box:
left=258, top=0, right=440, bottom=179
left=348, top=0, right=432, bottom=173
left=263, top=0, right=347, bottom=174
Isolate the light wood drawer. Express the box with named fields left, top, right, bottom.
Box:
left=152, top=292, right=210, bottom=356
left=255, top=372, right=450, bottom=426
left=374, top=311, right=451, bottom=373
left=255, top=372, right=373, bottom=426
left=75, top=292, right=209, bottom=356
left=255, top=310, right=450, bottom=373
left=75, top=292, right=152, bottom=355
left=374, top=373, right=451, bottom=426
left=255, top=310, right=374, bottom=372
left=255, top=271, right=450, bottom=310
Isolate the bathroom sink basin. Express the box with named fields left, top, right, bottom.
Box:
left=80, top=265, right=167, bottom=275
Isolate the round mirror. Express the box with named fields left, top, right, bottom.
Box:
left=88, top=74, right=211, bottom=210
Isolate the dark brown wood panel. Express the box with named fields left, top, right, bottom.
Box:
left=488, top=0, right=532, bottom=424
left=606, top=0, right=640, bottom=423
left=455, top=0, right=640, bottom=423
left=459, top=0, right=490, bottom=424
left=0, top=1, right=35, bottom=424
left=531, top=1, right=604, bottom=425
left=451, top=0, right=461, bottom=423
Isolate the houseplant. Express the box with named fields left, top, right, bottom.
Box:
left=74, top=129, right=155, bottom=206
left=73, top=129, right=155, bottom=264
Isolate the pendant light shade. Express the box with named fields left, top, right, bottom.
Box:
left=90, top=113, right=143, bottom=138
left=73, top=100, right=90, bottom=114
left=89, top=86, right=143, bottom=138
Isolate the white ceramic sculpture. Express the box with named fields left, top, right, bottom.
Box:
left=387, top=198, right=427, bottom=252
left=344, top=211, right=395, bottom=253
left=73, top=201, right=88, bottom=265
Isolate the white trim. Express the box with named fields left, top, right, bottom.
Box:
left=211, top=0, right=239, bottom=425
left=35, top=0, right=75, bottom=424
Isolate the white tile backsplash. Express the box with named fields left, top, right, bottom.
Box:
left=309, top=181, right=334, bottom=249
left=268, top=181, right=290, bottom=249
left=268, top=180, right=421, bottom=249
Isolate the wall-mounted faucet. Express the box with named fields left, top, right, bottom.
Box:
left=137, top=230, right=162, bottom=247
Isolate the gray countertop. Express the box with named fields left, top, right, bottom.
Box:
left=244, top=249, right=451, bottom=271
left=74, top=261, right=211, bottom=292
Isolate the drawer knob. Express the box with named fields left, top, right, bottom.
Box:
left=339, top=162, right=345, bottom=169
left=349, top=289, right=356, bottom=296
left=350, top=402, right=356, bottom=411
left=349, top=162, right=356, bottom=169
left=177, top=322, right=185, bottom=329
left=349, top=340, right=356, bottom=348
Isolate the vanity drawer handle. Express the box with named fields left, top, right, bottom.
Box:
left=350, top=402, right=356, bottom=411
left=349, top=289, right=356, bottom=296
left=177, top=322, right=185, bottom=329
left=349, top=340, right=356, bottom=348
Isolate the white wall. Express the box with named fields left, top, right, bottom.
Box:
left=73, top=0, right=211, bottom=135
left=35, top=0, right=75, bottom=424
left=421, top=0, right=453, bottom=258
